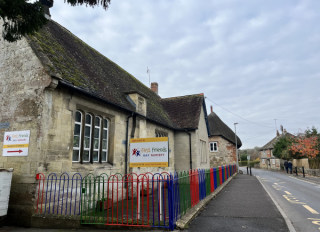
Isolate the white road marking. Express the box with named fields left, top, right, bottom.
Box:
left=303, top=205, right=320, bottom=215
left=285, top=191, right=292, bottom=195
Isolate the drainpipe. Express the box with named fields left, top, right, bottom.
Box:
left=125, top=113, right=134, bottom=177
left=185, top=130, right=192, bottom=170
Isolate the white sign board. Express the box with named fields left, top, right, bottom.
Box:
left=2, top=130, right=30, bottom=156
left=129, top=137, right=168, bottom=167
left=247, top=155, right=250, bottom=160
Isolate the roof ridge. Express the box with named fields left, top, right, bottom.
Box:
left=162, top=93, right=204, bottom=101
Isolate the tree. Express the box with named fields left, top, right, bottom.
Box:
left=289, top=136, right=319, bottom=159
left=289, top=127, right=320, bottom=159
left=240, top=153, right=247, bottom=161
left=0, top=0, right=111, bottom=42
left=273, top=136, right=293, bottom=160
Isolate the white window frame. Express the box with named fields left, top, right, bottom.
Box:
left=209, top=142, right=218, bottom=152
left=83, top=113, right=92, bottom=163
left=93, top=116, right=101, bottom=162
left=72, top=110, right=109, bottom=163
left=101, top=118, right=109, bottom=162
left=72, top=111, right=82, bottom=162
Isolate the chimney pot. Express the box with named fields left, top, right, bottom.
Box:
left=151, top=82, right=158, bottom=95
left=210, top=105, right=213, bottom=113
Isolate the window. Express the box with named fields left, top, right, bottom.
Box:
left=200, top=140, right=207, bottom=163
left=73, top=110, right=109, bottom=163
left=209, top=142, right=218, bottom=152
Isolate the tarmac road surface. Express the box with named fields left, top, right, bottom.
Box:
left=252, top=168, right=320, bottom=232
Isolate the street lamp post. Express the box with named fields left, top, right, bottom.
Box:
left=234, top=123, right=239, bottom=173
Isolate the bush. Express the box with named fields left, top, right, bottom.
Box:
left=239, top=160, right=260, bottom=167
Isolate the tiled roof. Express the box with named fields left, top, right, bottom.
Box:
left=161, top=94, right=206, bottom=129
left=207, top=112, right=242, bottom=148
left=26, top=20, right=175, bottom=128
left=260, top=133, right=295, bottom=150
left=26, top=20, right=206, bottom=131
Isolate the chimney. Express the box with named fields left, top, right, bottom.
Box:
left=210, top=105, right=213, bottom=113
left=40, top=0, right=53, bottom=19
left=151, top=82, right=158, bottom=95
left=276, top=130, right=280, bottom=136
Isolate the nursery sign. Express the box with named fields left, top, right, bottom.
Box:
left=2, top=130, right=30, bottom=157
left=129, top=137, right=168, bottom=167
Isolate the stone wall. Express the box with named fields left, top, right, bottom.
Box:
left=195, top=107, right=210, bottom=169
left=208, top=136, right=236, bottom=167
left=0, top=32, right=177, bottom=225
left=293, top=158, right=309, bottom=169
left=174, top=107, right=209, bottom=171
left=0, top=32, right=53, bottom=226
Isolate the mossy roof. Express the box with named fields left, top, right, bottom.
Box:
left=260, top=133, right=294, bottom=150
left=161, top=94, right=206, bottom=129
left=26, top=20, right=206, bottom=130
left=208, top=112, right=242, bottom=148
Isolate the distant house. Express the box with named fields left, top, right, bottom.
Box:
left=207, top=107, right=242, bottom=166
left=0, top=6, right=211, bottom=225
left=260, top=131, right=294, bottom=170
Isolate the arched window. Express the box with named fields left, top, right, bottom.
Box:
left=72, top=111, right=109, bottom=163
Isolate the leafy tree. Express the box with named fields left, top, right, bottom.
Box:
left=240, top=153, right=247, bottom=161
left=289, top=127, right=320, bottom=159
left=305, top=126, right=318, bottom=137
left=0, top=0, right=110, bottom=42
left=273, top=136, right=293, bottom=160
left=289, top=136, right=319, bottom=159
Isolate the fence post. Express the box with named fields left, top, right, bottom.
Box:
left=168, top=173, right=175, bottom=231
left=302, top=166, right=305, bottom=178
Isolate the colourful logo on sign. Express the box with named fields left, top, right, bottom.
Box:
left=132, top=148, right=141, bottom=156
left=6, top=135, right=11, bottom=141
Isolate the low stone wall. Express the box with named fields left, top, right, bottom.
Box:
left=293, top=158, right=309, bottom=169
left=306, top=169, right=320, bottom=177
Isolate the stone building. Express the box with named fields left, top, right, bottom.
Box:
left=259, top=131, right=294, bottom=170
left=207, top=107, right=242, bottom=166
left=0, top=14, right=210, bottom=225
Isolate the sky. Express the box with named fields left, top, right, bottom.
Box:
left=50, top=0, right=320, bottom=149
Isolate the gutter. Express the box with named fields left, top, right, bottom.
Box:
left=125, top=113, right=134, bottom=177
left=58, top=79, right=180, bottom=130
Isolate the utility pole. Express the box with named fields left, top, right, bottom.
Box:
left=274, top=119, right=277, bottom=133
left=234, top=122, right=239, bottom=173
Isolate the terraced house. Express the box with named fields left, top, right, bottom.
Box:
left=0, top=9, right=211, bottom=226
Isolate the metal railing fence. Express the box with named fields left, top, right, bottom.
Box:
left=35, top=164, right=236, bottom=230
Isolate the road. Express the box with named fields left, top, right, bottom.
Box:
left=242, top=167, right=320, bottom=232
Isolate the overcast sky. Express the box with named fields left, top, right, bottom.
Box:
left=50, top=0, right=320, bottom=149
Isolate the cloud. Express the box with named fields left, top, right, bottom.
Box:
left=51, top=0, right=320, bottom=148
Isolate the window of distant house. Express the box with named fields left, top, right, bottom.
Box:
left=73, top=110, right=109, bottom=163
left=200, top=140, right=207, bottom=163
left=155, top=129, right=168, bottom=138
left=209, top=142, right=218, bottom=152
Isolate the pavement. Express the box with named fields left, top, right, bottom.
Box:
left=185, top=173, right=289, bottom=232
